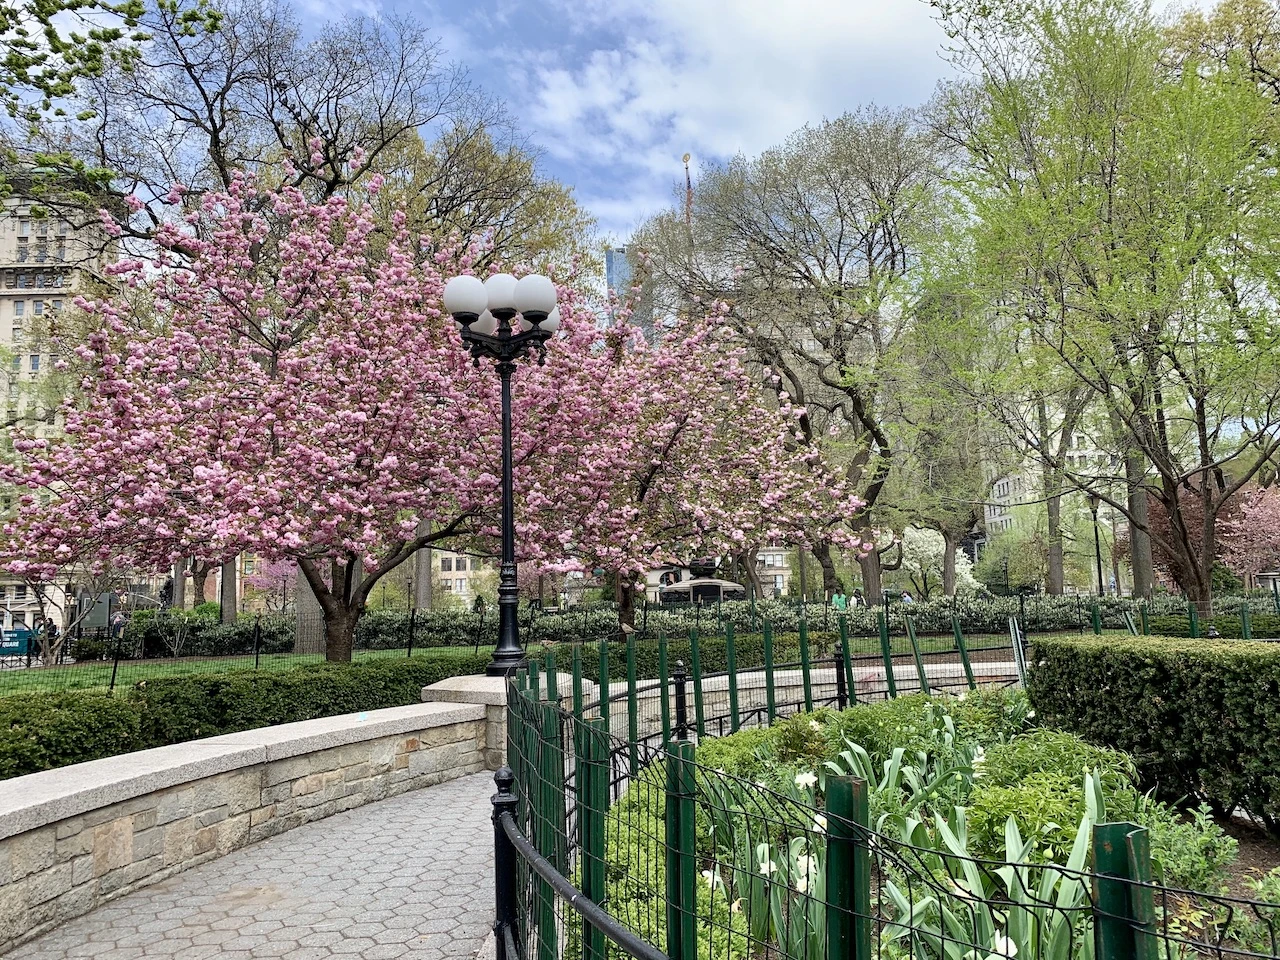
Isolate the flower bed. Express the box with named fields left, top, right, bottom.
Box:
left=553, top=690, right=1280, bottom=960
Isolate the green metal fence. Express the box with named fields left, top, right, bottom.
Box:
left=491, top=617, right=1280, bottom=960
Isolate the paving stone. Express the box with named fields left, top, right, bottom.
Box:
left=4, top=773, right=495, bottom=960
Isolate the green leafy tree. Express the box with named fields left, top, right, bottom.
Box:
left=931, top=0, right=1280, bottom=608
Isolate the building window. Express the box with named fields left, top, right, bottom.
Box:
left=9, top=357, right=17, bottom=372
left=17, top=273, right=28, bottom=289
left=456, top=577, right=467, bottom=593
left=15, top=585, right=26, bottom=600
left=55, top=244, right=65, bottom=262
left=457, top=558, right=468, bottom=572
left=13, top=301, right=23, bottom=318
left=32, top=301, right=42, bottom=315
left=51, top=300, right=61, bottom=312
left=440, top=579, right=453, bottom=592
left=29, top=356, right=38, bottom=372
left=18, top=219, right=28, bottom=238
left=440, top=557, right=452, bottom=572
left=16, top=243, right=27, bottom=263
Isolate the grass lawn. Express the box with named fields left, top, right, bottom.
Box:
left=0, top=644, right=497, bottom=697
left=0, top=627, right=1136, bottom=698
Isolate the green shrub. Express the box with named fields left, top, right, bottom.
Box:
left=1027, top=635, right=1280, bottom=832
left=694, top=726, right=781, bottom=780
left=979, top=729, right=1136, bottom=797
left=1147, top=614, right=1280, bottom=639
left=0, top=693, right=143, bottom=779
left=1138, top=800, right=1238, bottom=893
left=967, top=772, right=1089, bottom=860
left=0, top=654, right=492, bottom=780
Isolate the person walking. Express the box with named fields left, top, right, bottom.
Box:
left=832, top=590, right=847, bottom=611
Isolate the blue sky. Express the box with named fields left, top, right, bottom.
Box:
left=308, top=0, right=1203, bottom=242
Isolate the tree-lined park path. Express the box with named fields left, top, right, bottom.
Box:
left=5, top=773, right=496, bottom=960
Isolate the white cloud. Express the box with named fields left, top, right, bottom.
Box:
left=519, top=0, right=952, bottom=235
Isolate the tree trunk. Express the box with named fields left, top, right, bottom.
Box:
left=323, top=606, right=358, bottom=662
left=413, top=519, right=432, bottom=610
left=736, top=550, right=764, bottom=599
left=1045, top=488, right=1065, bottom=595
left=859, top=550, right=883, bottom=605
left=172, top=560, right=186, bottom=610
left=811, top=542, right=839, bottom=600
left=616, top=577, right=637, bottom=634
left=191, top=561, right=211, bottom=603
left=942, top=532, right=958, bottom=597
left=220, top=559, right=237, bottom=624
left=1127, top=461, right=1154, bottom=599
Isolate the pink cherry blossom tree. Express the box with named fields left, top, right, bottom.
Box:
left=1, top=175, right=864, bottom=657
left=1220, top=486, right=1280, bottom=585
left=523, top=304, right=867, bottom=628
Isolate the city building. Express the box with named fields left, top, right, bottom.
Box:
left=434, top=549, right=488, bottom=605
left=0, top=176, right=115, bottom=632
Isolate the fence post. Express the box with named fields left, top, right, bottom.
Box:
left=664, top=741, right=697, bottom=960
left=1093, top=822, right=1159, bottom=960
left=578, top=718, right=609, bottom=960
left=597, top=640, right=610, bottom=734
left=1187, top=601, right=1200, bottom=639
left=673, top=660, right=689, bottom=739
left=1091, top=602, right=1103, bottom=636
left=799, top=615, right=814, bottom=712
left=407, top=608, right=416, bottom=658
left=725, top=622, right=740, bottom=733
left=626, top=637, right=639, bottom=776
left=877, top=610, right=896, bottom=699
left=689, top=629, right=706, bottom=738
left=1241, top=602, right=1252, bottom=641
left=838, top=615, right=856, bottom=706
left=903, top=615, right=930, bottom=695
left=1140, top=603, right=1150, bottom=636
left=763, top=620, right=777, bottom=722
left=491, top=766, right=521, bottom=960
left=953, top=616, right=976, bottom=691
left=1009, top=616, right=1027, bottom=685
left=544, top=651, right=558, bottom=703
left=252, top=616, right=262, bottom=670
left=571, top=644, right=584, bottom=720
left=659, top=633, right=672, bottom=747
left=108, top=628, right=123, bottom=695
left=834, top=651, right=848, bottom=709
left=536, top=702, right=565, bottom=960
left=826, top=775, right=872, bottom=960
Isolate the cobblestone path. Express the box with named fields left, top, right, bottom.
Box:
left=4, top=772, right=496, bottom=960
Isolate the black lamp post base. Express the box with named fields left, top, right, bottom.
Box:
left=486, top=656, right=526, bottom=678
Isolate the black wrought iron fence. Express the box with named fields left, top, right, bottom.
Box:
left=493, top=637, right=1280, bottom=960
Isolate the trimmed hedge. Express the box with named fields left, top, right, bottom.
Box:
left=1147, top=614, right=1280, bottom=639
left=1027, top=635, right=1280, bottom=832
left=0, top=653, right=491, bottom=781
left=554, top=631, right=836, bottom=685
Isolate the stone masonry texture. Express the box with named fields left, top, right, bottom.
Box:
left=0, top=715, right=488, bottom=954
left=3, top=771, right=496, bottom=960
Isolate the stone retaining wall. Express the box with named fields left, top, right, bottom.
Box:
left=0, top=701, right=489, bottom=954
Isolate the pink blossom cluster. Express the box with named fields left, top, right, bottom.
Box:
left=1, top=176, right=864, bottom=599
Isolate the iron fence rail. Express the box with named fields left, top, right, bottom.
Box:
left=493, top=619, right=1280, bottom=960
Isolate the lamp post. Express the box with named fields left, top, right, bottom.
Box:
left=443, top=273, right=561, bottom=677
left=1087, top=493, right=1105, bottom=598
